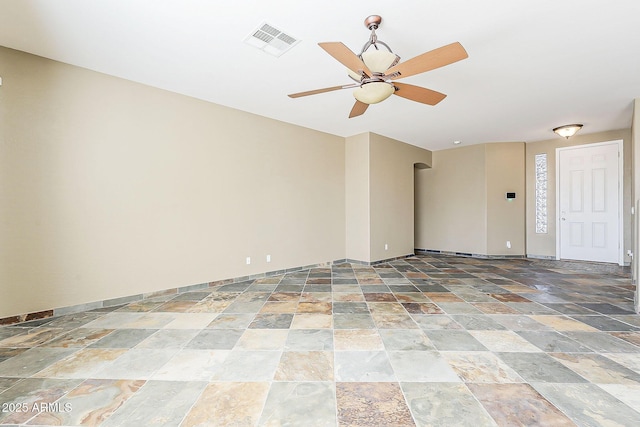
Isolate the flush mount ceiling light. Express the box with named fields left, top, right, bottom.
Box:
left=288, top=15, right=468, bottom=118
left=553, top=124, right=583, bottom=139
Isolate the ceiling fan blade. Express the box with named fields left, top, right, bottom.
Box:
left=288, top=84, right=358, bottom=98
left=349, top=100, right=369, bottom=118
left=385, top=42, right=468, bottom=80
left=319, top=42, right=372, bottom=77
left=392, top=82, right=447, bottom=105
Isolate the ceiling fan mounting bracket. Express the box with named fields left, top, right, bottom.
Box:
left=364, top=15, right=382, bottom=30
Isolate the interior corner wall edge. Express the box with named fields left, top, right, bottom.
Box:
left=369, top=133, right=431, bottom=262
left=632, top=98, right=640, bottom=313
left=0, top=47, right=346, bottom=318
left=345, top=133, right=371, bottom=262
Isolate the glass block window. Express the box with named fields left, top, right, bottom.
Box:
left=535, top=153, right=548, bottom=233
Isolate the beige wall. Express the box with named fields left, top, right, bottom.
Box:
left=0, top=47, right=346, bottom=318
left=525, top=129, right=632, bottom=261
left=345, top=132, right=432, bottom=263
left=369, top=133, right=431, bottom=262
left=345, top=133, right=371, bottom=262
left=415, top=142, right=525, bottom=256
left=486, top=142, right=526, bottom=255
left=415, top=144, right=488, bottom=254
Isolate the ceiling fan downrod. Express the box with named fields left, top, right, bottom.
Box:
left=360, top=15, right=393, bottom=56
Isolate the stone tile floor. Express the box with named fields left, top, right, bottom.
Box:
left=0, top=254, right=639, bottom=426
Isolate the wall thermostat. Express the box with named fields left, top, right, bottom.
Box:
left=506, top=192, right=516, bottom=200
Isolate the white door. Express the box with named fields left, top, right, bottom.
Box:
left=558, top=141, right=622, bottom=264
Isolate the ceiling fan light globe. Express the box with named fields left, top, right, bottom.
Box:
left=361, top=50, right=399, bottom=73
left=347, top=69, right=363, bottom=81
left=353, top=82, right=395, bottom=104
left=346, top=50, right=400, bottom=81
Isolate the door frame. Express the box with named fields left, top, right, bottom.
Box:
left=555, top=140, right=624, bottom=265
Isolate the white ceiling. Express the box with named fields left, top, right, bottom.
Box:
left=1, top=0, right=639, bottom=151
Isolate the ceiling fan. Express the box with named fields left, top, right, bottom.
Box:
left=288, top=15, right=468, bottom=118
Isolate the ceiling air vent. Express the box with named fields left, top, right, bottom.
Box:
left=244, top=22, right=300, bottom=57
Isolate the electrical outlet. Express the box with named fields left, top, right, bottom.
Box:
left=506, top=241, right=511, bottom=249
left=266, top=254, right=271, bottom=263
left=384, top=244, right=388, bottom=250
left=246, top=257, right=251, bottom=265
